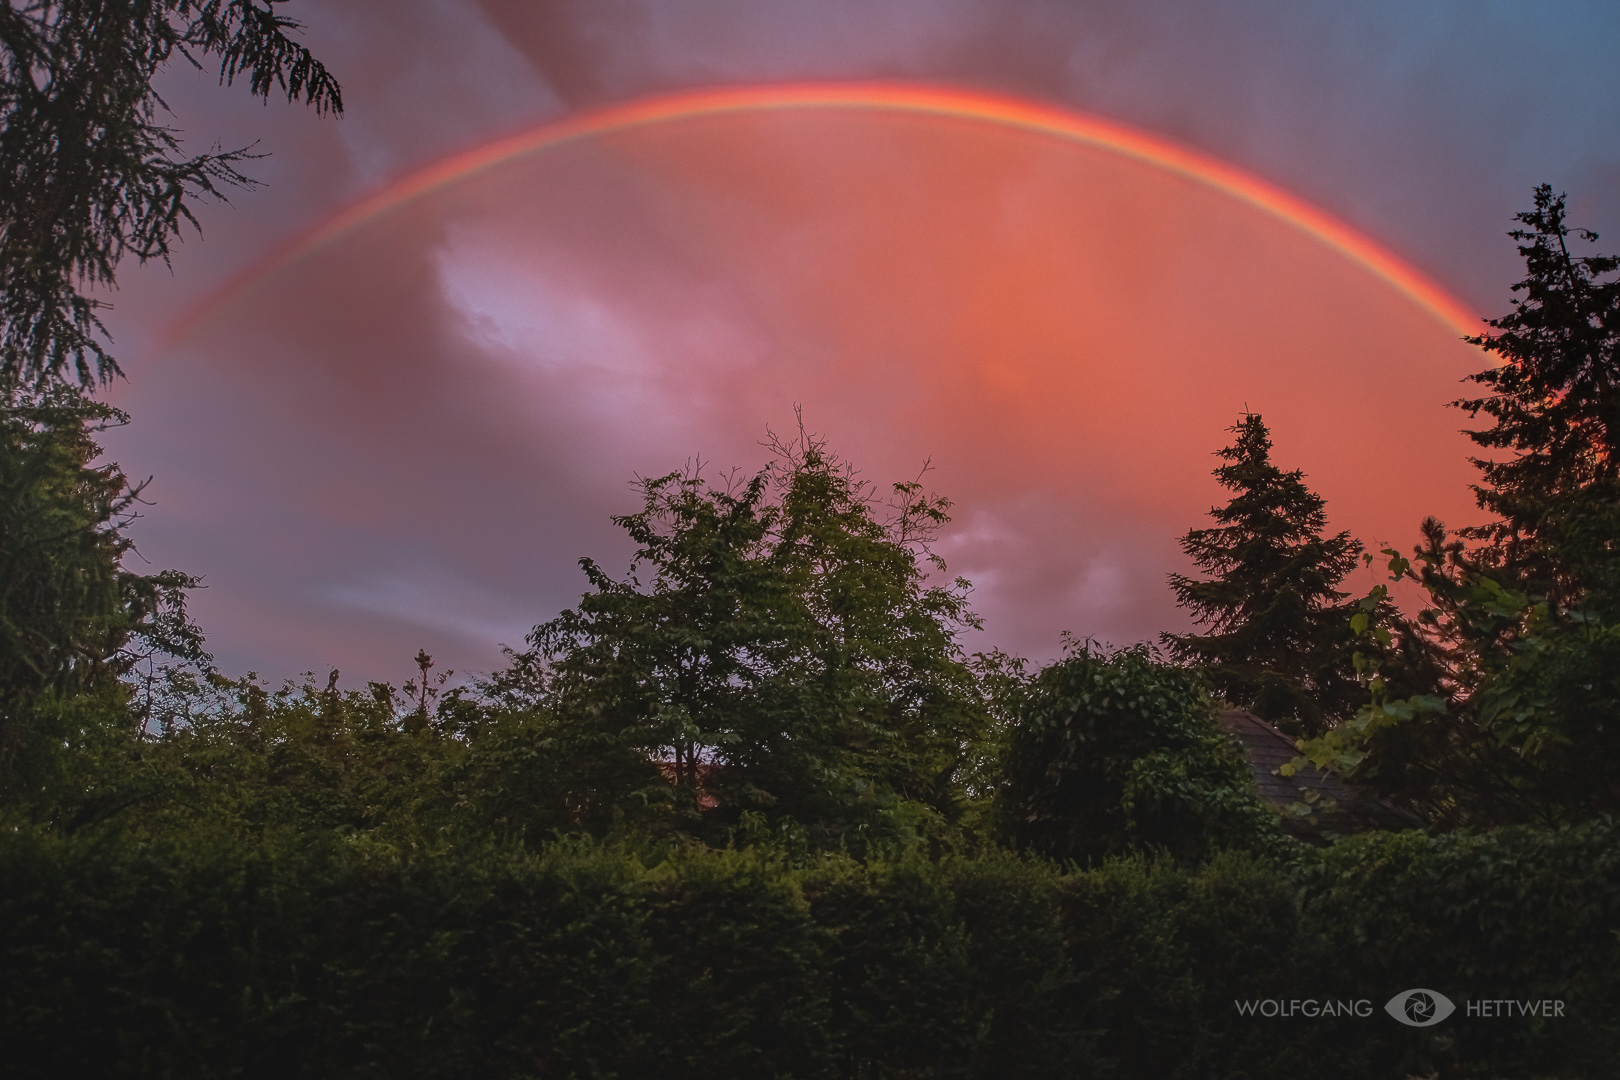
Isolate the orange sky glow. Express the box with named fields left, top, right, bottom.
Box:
left=146, top=89, right=1490, bottom=671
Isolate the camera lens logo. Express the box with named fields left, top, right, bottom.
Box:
left=1384, top=989, right=1456, bottom=1027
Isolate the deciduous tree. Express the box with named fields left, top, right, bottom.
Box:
left=522, top=425, right=988, bottom=847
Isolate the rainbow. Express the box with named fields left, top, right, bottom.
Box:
left=163, top=82, right=1480, bottom=344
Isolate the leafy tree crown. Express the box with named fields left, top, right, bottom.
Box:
left=518, top=424, right=988, bottom=848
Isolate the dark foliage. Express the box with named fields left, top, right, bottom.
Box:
left=1292, top=821, right=1620, bottom=1077
left=4, top=821, right=1616, bottom=1079
left=1298, top=190, right=1620, bottom=828
left=1321, top=524, right=1620, bottom=828
left=0, top=392, right=202, bottom=801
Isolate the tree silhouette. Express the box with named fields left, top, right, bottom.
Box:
left=1, top=0, right=342, bottom=390
left=1162, top=413, right=1362, bottom=736
left=1455, top=185, right=1620, bottom=614
left=0, top=3, right=338, bottom=799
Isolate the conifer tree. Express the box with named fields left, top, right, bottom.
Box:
left=1288, top=190, right=1620, bottom=827
left=0, top=394, right=205, bottom=797
left=2, top=0, right=342, bottom=390
left=0, top=3, right=339, bottom=801
left=1455, top=185, right=1620, bottom=613
left=1162, top=413, right=1363, bottom=736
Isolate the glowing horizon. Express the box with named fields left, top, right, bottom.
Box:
left=159, top=82, right=1481, bottom=348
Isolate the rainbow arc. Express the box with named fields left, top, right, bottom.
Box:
left=164, top=82, right=1480, bottom=344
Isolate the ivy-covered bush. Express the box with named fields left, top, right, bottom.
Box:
left=997, top=642, right=1281, bottom=864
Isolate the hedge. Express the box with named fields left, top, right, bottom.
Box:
left=3, top=821, right=1617, bottom=1078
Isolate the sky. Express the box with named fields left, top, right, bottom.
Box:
left=96, top=0, right=1620, bottom=687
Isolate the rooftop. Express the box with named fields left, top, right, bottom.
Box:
left=1216, top=709, right=1417, bottom=837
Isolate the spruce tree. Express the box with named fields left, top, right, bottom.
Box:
left=1161, top=413, right=1362, bottom=736
left=2, top=1, right=342, bottom=389
left=1454, top=185, right=1620, bottom=613
left=1328, top=188, right=1620, bottom=824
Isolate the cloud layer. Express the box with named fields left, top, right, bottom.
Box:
left=98, top=1, right=1620, bottom=683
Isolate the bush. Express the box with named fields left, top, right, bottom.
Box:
left=997, top=642, right=1280, bottom=864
